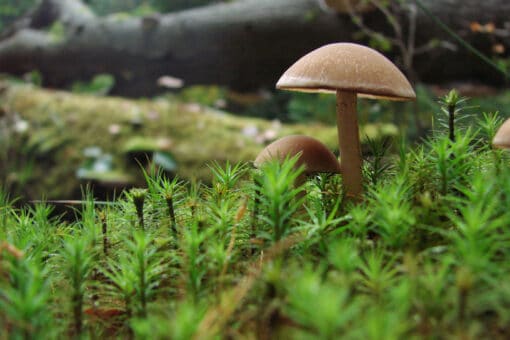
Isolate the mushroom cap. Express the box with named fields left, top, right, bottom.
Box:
left=276, top=42, right=416, bottom=101
left=493, top=118, right=510, bottom=149
left=254, top=135, right=341, bottom=174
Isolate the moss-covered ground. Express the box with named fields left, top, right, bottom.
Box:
left=2, top=107, right=510, bottom=338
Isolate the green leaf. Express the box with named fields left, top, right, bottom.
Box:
left=71, top=74, right=115, bottom=96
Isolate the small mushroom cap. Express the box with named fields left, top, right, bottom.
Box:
left=493, top=118, right=510, bottom=149
left=276, top=43, right=416, bottom=101
left=254, top=135, right=341, bottom=174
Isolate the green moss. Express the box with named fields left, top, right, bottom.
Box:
left=47, top=21, right=66, bottom=43
left=77, top=170, right=133, bottom=183
left=122, top=136, right=171, bottom=153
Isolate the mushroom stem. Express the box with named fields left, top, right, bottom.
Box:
left=336, top=90, right=363, bottom=199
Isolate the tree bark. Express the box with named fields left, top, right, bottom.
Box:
left=0, top=0, right=509, bottom=96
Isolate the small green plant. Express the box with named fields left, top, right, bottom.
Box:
left=437, top=89, right=469, bottom=142
left=478, top=111, right=504, bottom=143
left=131, top=231, right=166, bottom=317
left=130, top=188, right=148, bottom=230
left=206, top=196, right=236, bottom=263
left=181, top=218, right=207, bottom=303
left=0, top=188, right=14, bottom=237
left=283, top=263, right=361, bottom=338
left=0, top=254, right=53, bottom=339
left=141, top=166, right=185, bottom=236
left=186, top=180, right=202, bottom=222
left=426, top=128, right=478, bottom=195
left=368, top=179, right=415, bottom=248
left=413, top=257, right=455, bottom=334
left=309, top=172, right=343, bottom=216
left=254, top=157, right=305, bottom=243
left=8, top=202, right=61, bottom=259
left=447, top=174, right=505, bottom=277
left=102, top=229, right=166, bottom=325
left=327, top=237, right=360, bottom=276
left=71, top=74, right=115, bottom=96
left=60, top=236, right=95, bottom=336
left=363, top=136, right=394, bottom=187
left=345, top=204, right=372, bottom=238
left=103, top=254, right=137, bottom=319
left=208, top=160, right=248, bottom=201
left=324, top=239, right=363, bottom=313
left=158, top=176, right=182, bottom=235
left=357, top=305, right=411, bottom=340
left=356, top=248, right=398, bottom=300
left=98, top=211, right=109, bottom=256
left=298, top=198, right=346, bottom=242
left=130, top=300, right=206, bottom=340
left=478, top=111, right=505, bottom=173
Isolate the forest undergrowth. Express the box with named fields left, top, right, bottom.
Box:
left=2, top=94, right=510, bottom=339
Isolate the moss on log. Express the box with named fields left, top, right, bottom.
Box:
left=0, top=82, right=397, bottom=199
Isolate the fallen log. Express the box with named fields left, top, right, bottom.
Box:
left=0, top=0, right=509, bottom=96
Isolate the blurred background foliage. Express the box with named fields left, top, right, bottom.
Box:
left=1, top=0, right=507, bottom=132
left=0, top=0, right=34, bottom=32
left=0, top=0, right=230, bottom=30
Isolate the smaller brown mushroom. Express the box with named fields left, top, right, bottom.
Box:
left=492, top=118, right=510, bottom=149
left=254, top=135, right=341, bottom=187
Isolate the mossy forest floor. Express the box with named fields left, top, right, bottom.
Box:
left=0, top=81, right=405, bottom=200
left=2, top=83, right=510, bottom=338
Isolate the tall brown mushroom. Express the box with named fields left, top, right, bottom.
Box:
left=276, top=43, right=415, bottom=199
left=254, top=135, right=341, bottom=186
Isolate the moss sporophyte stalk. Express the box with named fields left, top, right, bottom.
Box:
left=130, top=188, right=147, bottom=230
left=439, top=89, right=468, bottom=143
left=99, top=211, right=108, bottom=256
